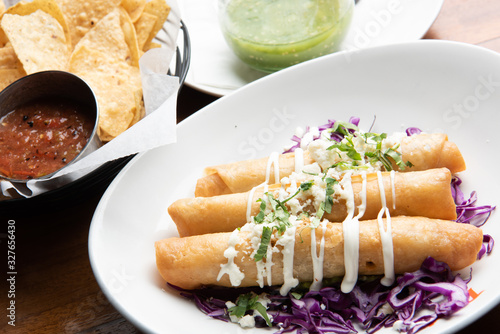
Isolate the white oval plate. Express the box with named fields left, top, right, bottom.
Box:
left=89, top=40, right=499, bottom=334
left=180, top=0, right=444, bottom=96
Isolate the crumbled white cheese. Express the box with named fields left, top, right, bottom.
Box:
left=226, top=301, right=239, bottom=323
left=295, top=126, right=305, bottom=138
left=392, top=320, right=406, bottom=332
left=377, top=302, right=394, bottom=317
left=238, top=314, right=256, bottom=328
left=309, top=176, right=327, bottom=211
left=300, top=127, right=320, bottom=150
left=382, top=132, right=407, bottom=153
left=307, top=138, right=339, bottom=170
left=302, top=162, right=322, bottom=175
left=307, top=130, right=408, bottom=176
left=226, top=295, right=272, bottom=329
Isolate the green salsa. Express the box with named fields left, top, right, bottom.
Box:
left=220, top=0, right=354, bottom=72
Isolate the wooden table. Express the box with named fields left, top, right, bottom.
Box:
left=3, top=0, right=500, bottom=333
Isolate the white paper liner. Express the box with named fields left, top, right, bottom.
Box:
left=1, top=0, right=181, bottom=199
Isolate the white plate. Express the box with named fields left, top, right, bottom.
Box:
left=180, top=0, right=444, bottom=96
left=89, top=40, right=500, bottom=334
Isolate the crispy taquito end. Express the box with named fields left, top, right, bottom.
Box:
left=330, top=167, right=457, bottom=221
left=170, top=168, right=457, bottom=237
left=400, top=133, right=466, bottom=174
left=195, top=151, right=315, bottom=197
left=195, top=133, right=465, bottom=197
left=170, top=183, right=281, bottom=237
left=155, top=217, right=483, bottom=290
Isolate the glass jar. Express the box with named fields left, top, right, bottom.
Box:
left=218, top=0, right=354, bottom=73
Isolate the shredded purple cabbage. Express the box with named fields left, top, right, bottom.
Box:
left=174, top=258, right=471, bottom=334
left=451, top=176, right=496, bottom=227
left=406, top=127, right=422, bottom=136
left=451, top=175, right=496, bottom=259
left=177, top=119, right=496, bottom=333
left=283, top=117, right=360, bottom=154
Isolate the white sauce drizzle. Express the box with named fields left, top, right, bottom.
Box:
left=340, top=172, right=367, bottom=293
left=278, top=225, right=299, bottom=295
left=255, top=257, right=265, bottom=287
left=266, top=152, right=280, bottom=185
left=217, top=229, right=245, bottom=286
left=358, top=172, right=368, bottom=217
left=265, top=241, right=274, bottom=286
left=294, top=148, right=304, bottom=173
left=310, top=221, right=328, bottom=291
left=224, top=133, right=403, bottom=297
left=246, top=152, right=284, bottom=287
left=376, top=171, right=395, bottom=286
left=390, top=170, right=396, bottom=210
left=245, top=151, right=281, bottom=222
left=246, top=185, right=260, bottom=223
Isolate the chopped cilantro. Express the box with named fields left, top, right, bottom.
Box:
left=254, top=226, right=272, bottom=262
left=323, top=177, right=337, bottom=214
left=300, top=180, right=314, bottom=191
left=228, top=292, right=272, bottom=327
left=327, top=137, right=362, bottom=161
left=330, top=121, right=359, bottom=136
left=311, top=177, right=337, bottom=228
left=253, top=199, right=267, bottom=223
left=362, top=132, right=412, bottom=171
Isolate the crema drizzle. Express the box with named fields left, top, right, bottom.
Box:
left=376, top=171, right=395, bottom=286
left=217, top=229, right=245, bottom=286
left=245, top=152, right=281, bottom=222
left=279, top=225, right=299, bottom=295
left=340, top=172, right=367, bottom=293
left=310, top=220, right=328, bottom=291
left=230, top=148, right=399, bottom=297
left=267, top=152, right=280, bottom=185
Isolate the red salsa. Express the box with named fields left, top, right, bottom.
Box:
left=0, top=98, right=94, bottom=180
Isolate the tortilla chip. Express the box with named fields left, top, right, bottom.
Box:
left=130, top=88, right=145, bottom=127
left=0, top=43, right=22, bottom=69
left=121, top=0, right=147, bottom=23
left=69, top=45, right=142, bottom=140
left=0, top=30, right=7, bottom=47
left=118, top=6, right=141, bottom=67
left=72, top=7, right=140, bottom=67
left=1, top=10, right=70, bottom=74
left=54, top=0, right=121, bottom=48
left=0, top=68, right=26, bottom=91
left=2, top=0, right=71, bottom=46
left=141, top=0, right=170, bottom=50
left=144, top=41, right=162, bottom=51
left=73, top=8, right=129, bottom=63
left=134, top=11, right=157, bottom=50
